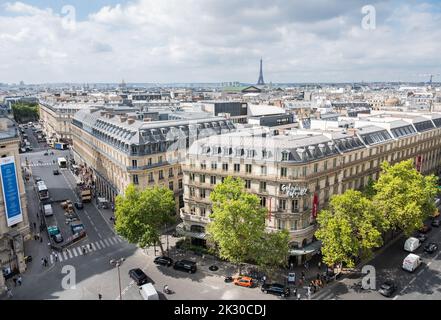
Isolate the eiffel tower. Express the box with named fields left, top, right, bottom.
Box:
left=257, top=58, right=265, bottom=85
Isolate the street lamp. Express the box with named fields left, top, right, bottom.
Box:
left=110, top=258, right=125, bottom=300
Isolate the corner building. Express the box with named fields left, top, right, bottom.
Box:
left=181, top=112, right=441, bottom=265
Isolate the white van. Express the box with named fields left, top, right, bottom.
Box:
left=402, top=254, right=422, bottom=272
left=43, top=204, right=53, bottom=217
left=139, top=283, right=159, bottom=300
left=404, top=237, right=421, bottom=252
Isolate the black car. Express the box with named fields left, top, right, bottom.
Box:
left=74, top=202, right=84, bottom=210
left=44, top=151, right=48, bottom=156
left=261, top=283, right=290, bottom=297
left=53, top=169, right=60, bottom=175
left=173, top=260, right=197, bottom=273
left=154, top=256, right=173, bottom=267
left=431, top=219, right=441, bottom=227
left=415, top=233, right=428, bottom=243
left=128, top=268, right=148, bottom=285
left=378, top=280, right=397, bottom=297
left=424, top=242, right=438, bottom=254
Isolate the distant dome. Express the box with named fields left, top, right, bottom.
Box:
left=385, top=97, right=400, bottom=106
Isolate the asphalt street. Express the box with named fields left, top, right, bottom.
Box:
left=7, top=126, right=280, bottom=300
left=313, top=227, right=441, bottom=300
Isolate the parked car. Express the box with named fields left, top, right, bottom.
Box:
left=34, top=176, right=42, bottom=183
left=378, top=280, right=397, bottom=297
left=53, top=169, right=60, bottom=175
left=402, top=254, right=422, bottom=273
left=154, top=256, right=173, bottom=267
left=424, top=242, right=438, bottom=254
left=431, top=219, right=441, bottom=227
left=261, top=283, right=290, bottom=297
left=129, top=268, right=149, bottom=285
left=233, top=276, right=254, bottom=288
left=404, top=237, right=421, bottom=252
left=74, top=202, right=84, bottom=210
left=173, top=260, right=197, bottom=274
left=44, top=151, right=48, bottom=156
left=418, top=224, right=432, bottom=234
left=414, top=233, right=428, bottom=243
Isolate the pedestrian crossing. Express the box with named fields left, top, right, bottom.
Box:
left=48, top=235, right=124, bottom=264
left=22, top=162, right=54, bottom=167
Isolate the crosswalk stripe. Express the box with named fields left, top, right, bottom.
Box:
left=58, top=253, right=63, bottom=262
left=77, top=247, right=83, bottom=255
left=104, top=238, right=111, bottom=246
left=99, top=240, right=106, bottom=248
left=67, top=249, right=73, bottom=259
left=90, top=243, right=96, bottom=251
left=113, top=236, right=122, bottom=243
left=50, top=255, right=54, bottom=264
left=107, top=238, right=115, bottom=245
left=95, top=241, right=102, bottom=250
left=72, top=248, right=78, bottom=257
left=63, top=251, right=68, bottom=260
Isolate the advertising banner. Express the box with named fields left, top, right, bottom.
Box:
left=0, top=156, right=23, bottom=226
left=311, top=193, right=319, bottom=220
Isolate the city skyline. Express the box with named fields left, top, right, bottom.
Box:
left=1, top=1, right=441, bottom=84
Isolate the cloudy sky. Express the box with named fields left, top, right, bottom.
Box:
left=0, top=0, right=441, bottom=84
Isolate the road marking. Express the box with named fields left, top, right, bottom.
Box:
left=417, top=269, right=424, bottom=276
left=67, top=249, right=73, bottom=259
left=90, top=220, right=95, bottom=226
left=50, top=255, right=54, bottom=264
left=393, top=296, right=399, bottom=300
left=409, top=277, right=416, bottom=285
left=108, top=237, right=115, bottom=245
left=99, top=240, right=106, bottom=248
left=58, top=253, right=63, bottom=262
left=113, top=236, right=122, bottom=243
left=63, top=251, right=68, bottom=260
left=104, top=238, right=111, bottom=246
left=72, top=248, right=78, bottom=257
left=427, top=261, right=432, bottom=267
left=90, top=243, right=96, bottom=251
left=77, top=247, right=83, bottom=255
left=95, top=241, right=102, bottom=250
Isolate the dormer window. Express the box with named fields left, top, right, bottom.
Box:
left=281, top=151, right=289, bottom=161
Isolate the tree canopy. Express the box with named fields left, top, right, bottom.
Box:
left=373, top=160, right=437, bottom=236
left=316, top=189, right=387, bottom=268
left=11, top=102, right=39, bottom=123
left=114, top=184, right=175, bottom=254
left=207, top=176, right=290, bottom=272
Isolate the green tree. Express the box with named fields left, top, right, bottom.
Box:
left=114, top=184, right=175, bottom=254
left=362, top=177, right=376, bottom=199
left=207, top=176, right=267, bottom=272
left=316, top=190, right=387, bottom=268
left=255, top=230, right=290, bottom=274
left=11, top=102, right=39, bottom=123
left=373, top=160, right=437, bottom=236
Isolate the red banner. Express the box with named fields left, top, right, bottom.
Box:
left=268, top=197, right=272, bottom=221
left=312, top=193, right=319, bottom=220
left=416, top=155, right=422, bottom=172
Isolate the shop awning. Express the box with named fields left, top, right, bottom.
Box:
left=289, top=240, right=322, bottom=256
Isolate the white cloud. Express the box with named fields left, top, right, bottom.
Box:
left=0, top=0, right=440, bottom=83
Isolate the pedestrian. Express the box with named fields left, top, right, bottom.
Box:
left=17, top=276, right=22, bottom=286
left=44, top=258, right=48, bottom=267
left=33, top=222, right=36, bottom=229
left=40, top=236, right=43, bottom=243
left=12, top=277, right=17, bottom=287
left=318, top=261, right=322, bottom=270
left=88, top=244, right=92, bottom=251
left=98, top=293, right=102, bottom=300
left=262, top=275, right=266, bottom=285
left=41, top=258, right=45, bottom=267
left=36, top=212, right=39, bottom=218
left=296, top=293, right=301, bottom=300
left=317, top=273, right=320, bottom=280
left=290, top=262, right=294, bottom=270
left=82, top=246, right=86, bottom=255
left=55, top=253, right=58, bottom=262
left=6, top=287, right=13, bottom=298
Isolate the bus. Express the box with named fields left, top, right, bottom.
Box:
left=57, top=157, right=67, bottom=168
left=37, top=183, right=49, bottom=201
